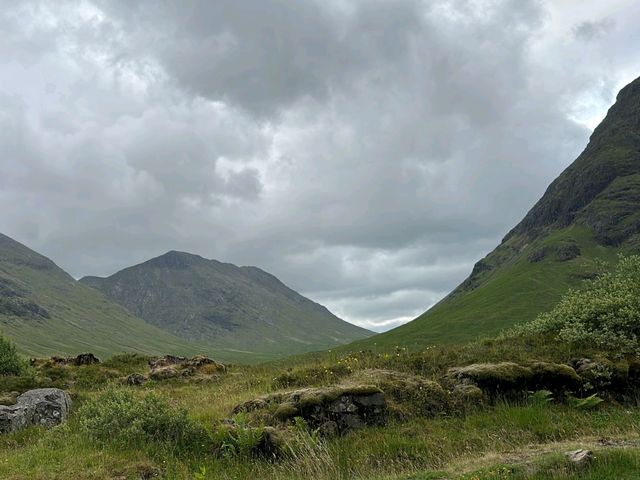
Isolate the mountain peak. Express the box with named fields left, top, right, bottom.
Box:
left=145, top=250, right=206, bottom=269
left=504, top=75, right=640, bottom=243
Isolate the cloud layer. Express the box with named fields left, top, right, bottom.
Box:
left=1, top=0, right=639, bottom=330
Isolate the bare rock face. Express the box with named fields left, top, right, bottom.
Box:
left=0, top=388, right=72, bottom=434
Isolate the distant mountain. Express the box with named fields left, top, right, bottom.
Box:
left=80, top=251, right=372, bottom=357
left=0, top=233, right=209, bottom=358
left=354, top=74, right=640, bottom=351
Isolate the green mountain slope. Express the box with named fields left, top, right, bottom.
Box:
left=0, top=233, right=213, bottom=359
left=355, top=75, right=640, bottom=351
left=80, top=251, right=372, bottom=357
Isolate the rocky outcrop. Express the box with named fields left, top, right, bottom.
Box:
left=0, top=388, right=72, bottom=433
left=148, top=355, right=226, bottom=381
left=447, top=361, right=582, bottom=395
left=126, top=373, right=147, bottom=386
left=234, top=384, right=387, bottom=435
left=46, top=353, right=100, bottom=366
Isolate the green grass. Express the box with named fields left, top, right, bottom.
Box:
left=1, top=338, right=640, bottom=479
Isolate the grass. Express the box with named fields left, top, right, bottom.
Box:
left=1, top=337, right=640, bottom=479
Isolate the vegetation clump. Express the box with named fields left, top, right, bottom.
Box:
left=78, top=388, right=209, bottom=454
left=0, top=335, right=25, bottom=376
left=515, top=255, right=640, bottom=354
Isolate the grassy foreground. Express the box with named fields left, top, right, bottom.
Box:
left=1, top=337, right=640, bottom=480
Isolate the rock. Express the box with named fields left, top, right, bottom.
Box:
left=234, top=383, right=387, bottom=435
left=350, top=369, right=450, bottom=417
left=148, top=355, right=226, bottom=380
left=452, top=384, right=486, bottom=408
left=448, top=362, right=534, bottom=393
left=565, top=449, right=593, bottom=467
left=529, top=362, right=581, bottom=392
left=126, top=373, right=147, bottom=386
left=73, top=353, right=100, bottom=366
left=148, top=355, right=186, bottom=369
left=0, top=388, right=72, bottom=434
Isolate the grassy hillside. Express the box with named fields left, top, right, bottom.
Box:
left=81, top=251, right=372, bottom=358
left=352, top=75, right=640, bottom=352
left=0, top=233, right=228, bottom=360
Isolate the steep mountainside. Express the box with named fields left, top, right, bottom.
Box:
left=354, top=75, right=640, bottom=350
left=0, top=233, right=210, bottom=358
left=80, top=251, right=372, bottom=357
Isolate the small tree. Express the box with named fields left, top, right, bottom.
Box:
left=516, top=255, right=640, bottom=354
left=0, top=335, right=24, bottom=376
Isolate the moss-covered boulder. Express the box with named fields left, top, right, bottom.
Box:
left=451, top=384, right=486, bottom=409
left=350, top=369, right=450, bottom=417
left=234, top=383, right=386, bottom=435
left=447, top=362, right=534, bottom=393
left=148, top=355, right=226, bottom=381
left=528, top=362, right=581, bottom=392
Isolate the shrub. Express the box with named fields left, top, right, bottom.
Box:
left=0, top=335, right=25, bottom=376
left=515, top=255, right=640, bottom=354
left=78, top=388, right=209, bottom=453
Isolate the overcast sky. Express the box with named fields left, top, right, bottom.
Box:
left=1, top=0, right=639, bottom=331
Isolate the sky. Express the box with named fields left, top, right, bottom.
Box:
left=1, top=0, right=639, bottom=332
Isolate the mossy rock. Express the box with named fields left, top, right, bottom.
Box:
left=232, top=382, right=387, bottom=434
left=528, top=362, right=581, bottom=392
left=451, top=384, right=486, bottom=409
left=351, top=369, right=450, bottom=417
left=448, top=362, right=534, bottom=393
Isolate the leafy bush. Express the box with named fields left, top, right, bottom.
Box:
left=78, top=388, right=209, bottom=453
left=515, top=255, right=640, bottom=353
left=0, top=335, right=25, bottom=376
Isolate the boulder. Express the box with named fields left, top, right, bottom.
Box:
left=148, top=355, right=186, bottom=369
left=529, top=362, right=581, bottom=392
left=234, top=384, right=387, bottom=435
left=350, top=369, right=450, bottom=417
left=447, top=362, right=534, bottom=393
left=73, top=353, right=100, bottom=366
left=126, top=373, right=148, bottom=386
left=451, top=384, right=486, bottom=408
left=148, top=355, right=226, bottom=380
left=0, top=388, right=72, bottom=434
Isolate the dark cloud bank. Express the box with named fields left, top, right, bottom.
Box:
left=1, top=0, right=639, bottom=330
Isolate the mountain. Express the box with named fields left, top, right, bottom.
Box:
left=0, top=233, right=211, bottom=358
left=80, top=251, right=372, bottom=357
left=355, top=75, right=640, bottom=351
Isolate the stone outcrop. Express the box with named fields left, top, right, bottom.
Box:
left=0, top=388, right=72, bottom=434
left=234, top=383, right=387, bottom=435
left=148, top=355, right=226, bottom=381
left=448, top=361, right=582, bottom=395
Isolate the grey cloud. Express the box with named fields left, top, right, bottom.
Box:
left=0, top=0, right=638, bottom=330
left=573, top=18, right=615, bottom=41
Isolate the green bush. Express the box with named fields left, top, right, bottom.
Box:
left=516, top=255, right=640, bottom=354
left=0, top=335, right=25, bottom=376
left=78, top=388, right=209, bottom=453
